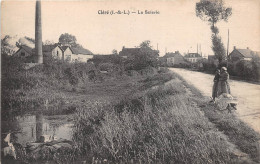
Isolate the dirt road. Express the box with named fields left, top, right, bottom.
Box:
left=170, top=68, right=260, bottom=134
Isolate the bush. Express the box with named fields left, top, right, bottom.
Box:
left=235, top=61, right=255, bottom=80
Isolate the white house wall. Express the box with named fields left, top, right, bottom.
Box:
left=63, top=48, right=73, bottom=62
left=51, top=47, right=63, bottom=60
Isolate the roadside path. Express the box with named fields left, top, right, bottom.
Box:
left=170, top=68, right=260, bottom=134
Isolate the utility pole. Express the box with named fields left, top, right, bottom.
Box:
left=200, top=44, right=202, bottom=55
left=227, top=29, right=229, bottom=67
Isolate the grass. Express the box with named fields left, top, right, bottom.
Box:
left=3, top=58, right=259, bottom=163
left=2, top=64, right=174, bottom=118
left=72, top=75, right=252, bottom=163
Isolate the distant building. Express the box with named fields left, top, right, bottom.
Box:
left=184, top=53, right=203, bottom=63
left=14, top=43, right=93, bottom=63
left=42, top=44, right=63, bottom=60
left=162, top=51, right=186, bottom=66
left=229, top=46, right=260, bottom=63
left=13, top=45, right=34, bottom=62
left=119, top=47, right=159, bottom=59
left=70, top=47, right=93, bottom=62
left=61, top=46, right=74, bottom=62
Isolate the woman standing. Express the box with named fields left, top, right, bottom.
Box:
left=217, top=67, right=237, bottom=110
left=210, top=69, right=220, bottom=103
left=217, top=67, right=231, bottom=96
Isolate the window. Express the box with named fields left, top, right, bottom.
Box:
left=21, top=52, right=25, bottom=57
left=57, top=51, right=59, bottom=57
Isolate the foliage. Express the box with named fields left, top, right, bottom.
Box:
left=139, top=40, right=152, bottom=48
left=202, top=62, right=217, bottom=73
left=125, top=45, right=159, bottom=71
left=1, top=35, right=17, bottom=55
left=211, top=34, right=226, bottom=63
left=112, top=49, right=118, bottom=55
left=131, top=50, right=158, bottom=70
left=72, top=76, right=244, bottom=163
left=196, top=0, right=232, bottom=63
left=196, top=0, right=232, bottom=27
left=234, top=60, right=259, bottom=81
left=90, top=55, right=123, bottom=67
left=58, top=33, right=82, bottom=48
left=43, top=40, right=55, bottom=45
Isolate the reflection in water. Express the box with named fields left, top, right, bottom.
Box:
left=1, top=114, right=73, bottom=146
left=36, top=113, right=43, bottom=142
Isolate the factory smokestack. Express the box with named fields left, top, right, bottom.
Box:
left=35, top=0, right=43, bottom=63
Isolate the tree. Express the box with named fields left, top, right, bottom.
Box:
left=43, top=40, right=54, bottom=45
left=112, top=49, right=118, bottom=55
left=196, top=0, right=232, bottom=63
left=1, top=35, right=16, bottom=56
left=139, top=40, right=152, bottom=48
left=196, top=0, right=232, bottom=33
left=58, top=33, right=77, bottom=46
left=211, top=35, right=226, bottom=62
left=125, top=41, right=159, bottom=70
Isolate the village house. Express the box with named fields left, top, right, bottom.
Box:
left=70, top=46, right=93, bottom=62
left=184, top=53, right=203, bottom=63
left=13, top=45, right=34, bottom=62
left=161, top=51, right=186, bottom=66
left=229, top=46, right=260, bottom=63
left=13, top=44, right=93, bottom=63
left=61, top=46, right=73, bottom=61
left=42, top=44, right=63, bottom=60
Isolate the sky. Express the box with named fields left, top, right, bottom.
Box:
left=1, top=0, right=260, bottom=56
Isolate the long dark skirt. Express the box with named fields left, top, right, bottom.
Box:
left=217, top=81, right=231, bottom=97
left=212, top=81, right=218, bottom=98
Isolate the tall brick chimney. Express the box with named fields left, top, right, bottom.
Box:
left=35, top=0, right=43, bottom=63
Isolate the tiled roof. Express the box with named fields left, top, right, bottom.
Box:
left=61, top=46, right=70, bottom=51
left=164, top=52, right=181, bottom=58
left=119, top=47, right=158, bottom=56
left=70, top=47, right=93, bottom=55
left=119, top=48, right=140, bottom=56
left=42, top=44, right=61, bottom=52
left=236, top=49, right=260, bottom=58
left=185, top=53, right=202, bottom=58
left=20, top=45, right=33, bottom=54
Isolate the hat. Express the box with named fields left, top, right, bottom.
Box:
left=221, top=67, right=227, bottom=71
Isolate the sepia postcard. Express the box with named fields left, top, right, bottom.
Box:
left=1, top=0, right=260, bottom=163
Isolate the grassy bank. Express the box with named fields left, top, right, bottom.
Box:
left=1, top=57, right=172, bottom=119
left=172, top=72, right=260, bottom=163
left=72, top=74, right=252, bottom=163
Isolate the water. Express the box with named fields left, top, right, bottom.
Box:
left=1, top=113, right=74, bottom=147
